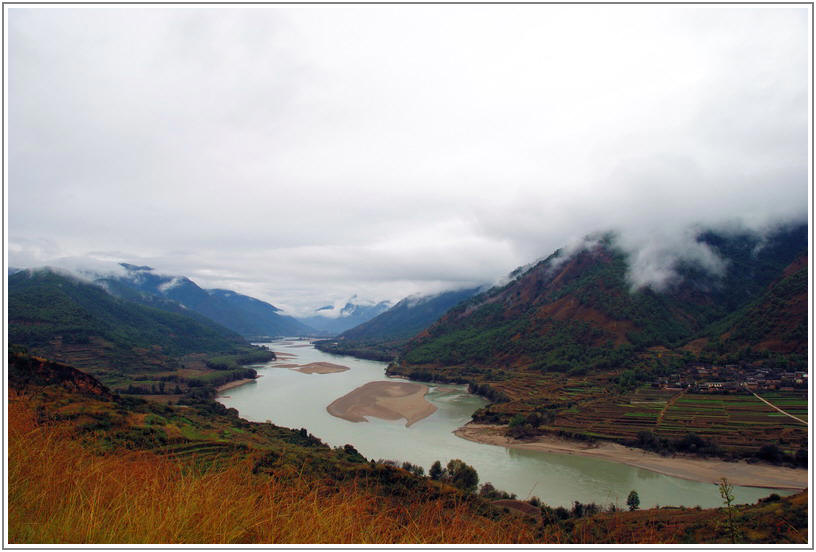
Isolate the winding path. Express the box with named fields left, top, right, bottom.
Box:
left=752, top=392, right=807, bottom=426
left=656, top=390, right=686, bottom=427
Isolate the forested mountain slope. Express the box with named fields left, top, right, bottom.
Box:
left=343, top=288, right=482, bottom=342
left=8, top=269, right=273, bottom=394
left=398, top=224, right=806, bottom=373
left=390, top=223, right=808, bottom=456
left=315, top=287, right=480, bottom=360
left=97, top=264, right=314, bottom=337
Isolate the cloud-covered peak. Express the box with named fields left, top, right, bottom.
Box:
left=120, top=263, right=154, bottom=272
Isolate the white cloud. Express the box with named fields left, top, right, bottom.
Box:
left=618, top=230, right=729, bottom=292
left=7, top=5, right=809, bottom=313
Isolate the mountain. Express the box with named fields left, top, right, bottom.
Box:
left=341, top=288, right=483, bottom=342
left=397, top=224, right=807, bottom=373
left=96, top=264, right=314, bottom=338
left=297, top=297, right=392, bottom=335
left=7, top=269, right=273, bottom=394
left=704, top=252, right=807, bottom=356
left=315, top=287, right=481, bottom=360
left=390, top=223, right=807, bottom=455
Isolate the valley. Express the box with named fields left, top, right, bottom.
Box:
left=6, top=224, right=810, bottom=545
left=9, top=350, right=807, bottom=545
left=8, top=4, right=811, bottom=545
left=387, top=225, right=808, bottom=463
left=217, top=340, right=801, bottom=508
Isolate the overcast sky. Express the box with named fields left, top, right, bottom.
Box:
left=7, top=5, right=810, bottom=316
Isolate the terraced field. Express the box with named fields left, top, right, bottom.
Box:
left=554, top=387, right=677, bottom=440
left=400, top=358, right=807, bottom=455
left=658, top=392, right=807, bottom=452
left=472, top=370, right=615, bottom=421
left=551, top=386, right=807, bottom=453
left=155, top=441, right=251, bottom=468
left=756, top=392, right=808, bottom=421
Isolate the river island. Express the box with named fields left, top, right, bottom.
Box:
left=292, top=362, right=350, bottom=374
left=327, top=381, right=437, bottom=427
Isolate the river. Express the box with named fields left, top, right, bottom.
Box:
left=216, top=339, right=794, bottom=509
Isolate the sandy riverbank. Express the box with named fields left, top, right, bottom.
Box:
left=454, top=424, right=807, bottom=490
left=327, top=381, right=437, bottom=427
left=292, top=362, right=350, bottom=374
left=215, top=377, right=258, bottom=394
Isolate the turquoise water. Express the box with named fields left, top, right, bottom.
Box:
left=217, top=340, right=795, bottom=508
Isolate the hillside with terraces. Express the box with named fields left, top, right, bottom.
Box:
left=390, top=224, right=808, bottom=461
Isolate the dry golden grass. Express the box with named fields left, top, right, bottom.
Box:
left=8, top=394, right=807, bottom=545
left=7, top=401, right=533, bottom=544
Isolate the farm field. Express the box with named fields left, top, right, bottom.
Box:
left=404, top=358, right=808, bottom=456
left=550, top=386, right=807, bottom=454
left=469, top=369, right=616, bottom=422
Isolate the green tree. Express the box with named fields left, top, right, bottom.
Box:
left=626, top=490, right=640, bottom=511
left=445, top=459, right=479, bottom=493
left=429, top=460, right=444, bottom=480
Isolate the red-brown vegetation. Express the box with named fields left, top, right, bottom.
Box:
left=7, top=398, right=533, bottom=544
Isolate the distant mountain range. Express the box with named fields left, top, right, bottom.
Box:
left=315, top=287, right=482, bottom=360
left=297, top=297, right=392, bottom=335
left=7, top=269, right=266, bottom=388
left=95, top=264, right=314, bottom=338
left=10, top=261, right=405, bottom=341
left=342, top=288, right=483, bottom=342
left=7, top=222, right=808, bottom=458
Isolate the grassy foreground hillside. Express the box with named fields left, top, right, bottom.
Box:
left=7, top=353, right=808, bottom=544
left=9, top=404, right=528, bottom=544
left=7, top=352, right=532, bottom=544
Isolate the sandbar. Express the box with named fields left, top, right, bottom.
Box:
left=327, top=381, right=437, bottom=427
left=215, top=377, right=257, bottom=394
left=454, top=423, right=807, bottom=490
left=292, top=362, right=350, bottom=374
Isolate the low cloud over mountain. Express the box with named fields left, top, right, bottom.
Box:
left=7, top=6, right=807, bottom=315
